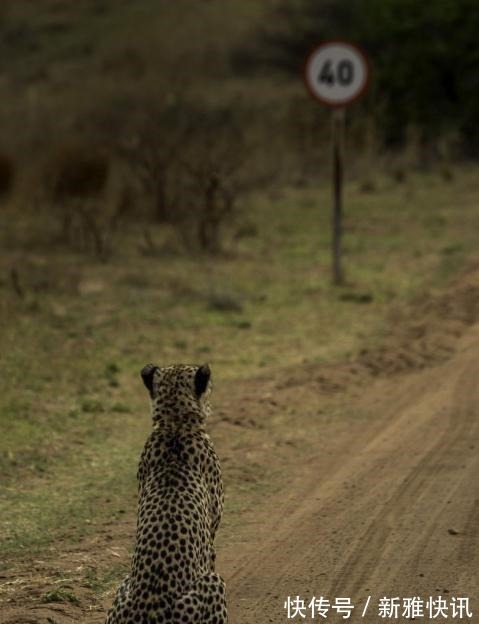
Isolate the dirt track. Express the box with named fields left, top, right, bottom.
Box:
left=221, top=324, right=479, bottom=623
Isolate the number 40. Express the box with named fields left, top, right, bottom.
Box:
left=319, top=59, right=354, bottom=86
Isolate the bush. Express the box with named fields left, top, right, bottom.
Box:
left=0, top=152, right=14, bottom=197
left=40, top=142, right=128, bottom=259
left=46, top=143, right=109, bottom=200
left=119, top=98, right=262, bottom=254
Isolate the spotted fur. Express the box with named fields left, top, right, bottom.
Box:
left=105, top=363, right=227, bottom=624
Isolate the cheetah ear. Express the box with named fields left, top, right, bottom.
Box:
left=141, top=363, right=159, bottom=395
left=194, top=363, right=211, bottom=397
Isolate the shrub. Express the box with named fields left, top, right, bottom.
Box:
left=46, top=143, right=109, bottom=200
left=40, top=142, right=129, bottom=259
left=0, top=152, right=14, bottom=197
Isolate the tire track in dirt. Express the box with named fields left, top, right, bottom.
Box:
left=330, top=352, right=479, bottom=602
left=222, top=325, right=479, bottom=623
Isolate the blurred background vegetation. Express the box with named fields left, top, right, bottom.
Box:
left=1, top=0, right=478, bottom=260
left=245, top=0, right=479, bottom=152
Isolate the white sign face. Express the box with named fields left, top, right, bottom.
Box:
left=304, top=41, right=369, bottom=107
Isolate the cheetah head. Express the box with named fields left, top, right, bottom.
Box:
left=140, top=363, right=212, bottom=427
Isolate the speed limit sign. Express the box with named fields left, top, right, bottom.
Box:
left=303, top=40, right=369, bottom=107
left=303, top=40, right=369, bottom=285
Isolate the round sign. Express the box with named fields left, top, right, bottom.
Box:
left=303, top=40, right=369, bottom=107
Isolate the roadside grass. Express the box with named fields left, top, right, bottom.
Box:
left=82, top=564, right=129, bottom=595
left=1, top=167, right=479, bottom=567
left=41, top=588, right=80, bottom=606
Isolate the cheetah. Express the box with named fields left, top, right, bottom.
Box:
left=105, top=363, right=227, bottom=624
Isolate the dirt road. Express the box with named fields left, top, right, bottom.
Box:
left=221, top=324, right=479, bottom=623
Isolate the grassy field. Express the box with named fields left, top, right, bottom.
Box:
left=1, top=165, right=479, bottom=573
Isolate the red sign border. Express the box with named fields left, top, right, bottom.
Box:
left=303, top=39, right=370, bottom=108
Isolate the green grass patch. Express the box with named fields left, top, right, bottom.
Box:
left=82, top=564, right=128, bottom=593
left=41, top=588, right=80, bottom=606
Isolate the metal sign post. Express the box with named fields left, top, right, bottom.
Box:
left=332, top=108, right=345, bottom=285
left=303, top=40, right=370, bottom=285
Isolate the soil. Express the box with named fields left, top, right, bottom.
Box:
left=1, top=266, right=479, bottom=624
